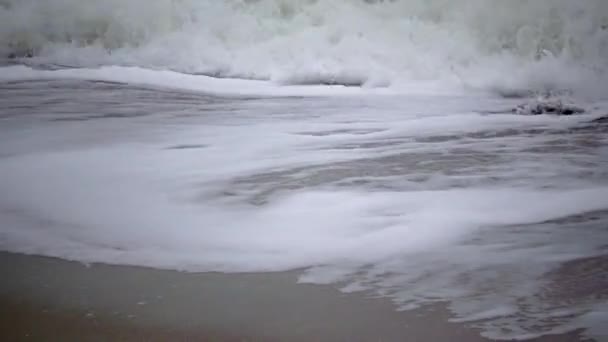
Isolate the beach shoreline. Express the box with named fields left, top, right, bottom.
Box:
left=0, top=251, right=586, bottom=341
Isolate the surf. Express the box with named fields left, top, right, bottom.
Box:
left=1, top=0, right=607, bottom=97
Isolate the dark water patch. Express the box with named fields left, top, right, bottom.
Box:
left=213, top=150, right=509, bottom=204
left=539, top=209, right=608, bottom=225
left=294, top=128, right=385, bottom=137
left=491, top=87, right=535, bottom=99
left=542, top=254, right=608, bottom=307
left=0, top=78, right=248, bottom=103
left=514, top=102, right=585, bottom=116
left=185, top=69, right=268, bottom=82
left=591, top=116, right=608, bottom=124
left=213, top=121, right=608, bottom=204
left=0, top=58, right=23, bottom=67
left=414, top=123, right=608, bottom=148
left=414, top=128, right=559, bottom=144
left=0, top=79, right=238, bottom=120
left=323, top=138, right=406, bottom=150
left=166, top=144, right=208, bottom=150
left=51, top=112, right=150, bottom=122
left=278, top=73, right=369, bottom=87
left=6, top=50, right=34, bottom=59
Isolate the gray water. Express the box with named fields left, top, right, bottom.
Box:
left=1, top=79, right=608, bottom=340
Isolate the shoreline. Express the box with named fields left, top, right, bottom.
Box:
left=0, top=252, right=585, bottom=341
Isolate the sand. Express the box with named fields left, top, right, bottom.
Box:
left=0, top=252, right=585, bottom=341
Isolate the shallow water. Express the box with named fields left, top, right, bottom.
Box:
left=0, top=78, right=607, bottom=340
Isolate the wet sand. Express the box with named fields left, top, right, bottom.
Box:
left=0, top=252, right=584, bottom=341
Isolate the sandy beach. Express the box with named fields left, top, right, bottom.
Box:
left=0, top=252, right=588, bottom=341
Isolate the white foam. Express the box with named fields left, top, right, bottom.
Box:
left=2, top=15, right=608, bottom=335
left=2, top=0, right=607, bottom=97
left=0, top=65, right=424, bottom=97
left=1, top=145, right=607, bottom=272
left=1, top=133, right=607, bottom=341
left=449, top=305, right=518, bottom=323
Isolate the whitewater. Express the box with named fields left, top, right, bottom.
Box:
left=1, top=0, right=608, bottom=340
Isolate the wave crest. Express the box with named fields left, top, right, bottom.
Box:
left=1, top=0, right=607, bottom=96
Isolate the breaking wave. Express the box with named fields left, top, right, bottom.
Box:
left=1, top=0, right=607, bottom=95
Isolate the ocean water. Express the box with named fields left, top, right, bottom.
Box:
left=1, top=1, right=608, bottom=340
